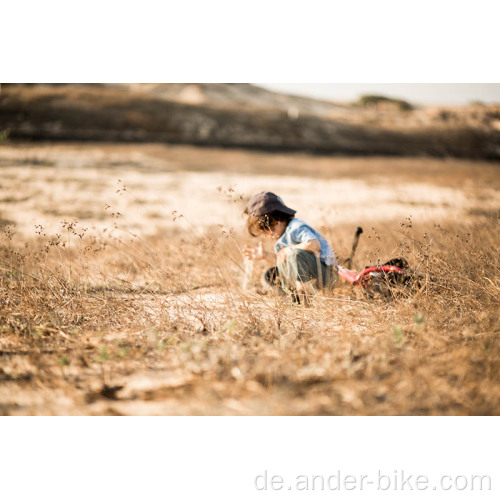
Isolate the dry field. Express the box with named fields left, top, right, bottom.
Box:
left=0, top=142, right=499, bottom=415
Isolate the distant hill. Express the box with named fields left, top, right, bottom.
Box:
left=1, top=83, right=499, bottom=159
left=107, top=83, right=346, bottom=115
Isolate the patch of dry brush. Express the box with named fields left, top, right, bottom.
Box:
left=0, top=213, right=499, bottom=415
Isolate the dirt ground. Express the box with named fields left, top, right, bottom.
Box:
left=1, top=142, right=498, bottom=236
left=0, top=142, right=499, bottom=415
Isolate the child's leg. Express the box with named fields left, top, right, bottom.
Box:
left=277, top=248, right=319, bottom=291
left=277, top=248, right=338, bottom=295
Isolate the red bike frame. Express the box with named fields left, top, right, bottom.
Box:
left=337, top=264, right=404, bottom=289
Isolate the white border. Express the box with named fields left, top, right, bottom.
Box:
left=2, top=1, right=500, bottom=82
left=0, top=418, right=497, bottom=499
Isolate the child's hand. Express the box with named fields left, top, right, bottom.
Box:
left=243, top=242, right=264, bottom=260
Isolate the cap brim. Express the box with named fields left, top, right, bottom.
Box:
left=279, top=206, right=296, bottom=216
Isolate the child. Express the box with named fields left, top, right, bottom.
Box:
left=243, top=192, right=338, bottom=302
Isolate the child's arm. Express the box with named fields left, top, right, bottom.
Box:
left=288, top=225, right=322, bottom=255
left=277, top=238, right=321, bottom=264
left=292, top=238, right=321, bottom=255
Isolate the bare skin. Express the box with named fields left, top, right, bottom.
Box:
left=242, top=220, right=321, bottom=293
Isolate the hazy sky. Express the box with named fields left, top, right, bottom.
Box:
left=257, top=83, right=500, bottom=105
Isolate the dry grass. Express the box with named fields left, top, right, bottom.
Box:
left=0, top=143, right=499, bottom=415
left=1, top=213, right=498, bottom=415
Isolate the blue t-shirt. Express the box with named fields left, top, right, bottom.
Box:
left=274, top=218, right=336, bottom=266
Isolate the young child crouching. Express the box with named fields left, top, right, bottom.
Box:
left=243, top=192, right=338, bottom=302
